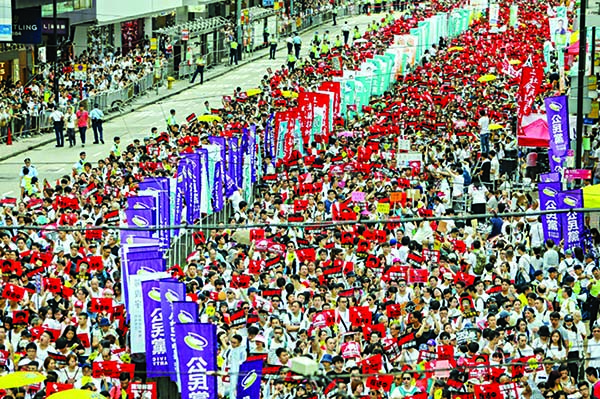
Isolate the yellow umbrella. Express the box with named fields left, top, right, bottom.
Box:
left=47, top=390, right=104, bottom=399
left=246, top=88, right=262, bottom=96
left=281, top=90, right=299, bottom=98
left=447, top=46, right=464, bottom=52
left=489, top=124, right=504, bottom=130
left=198, top=115, right=222, bottom=123
left=508, top=59, right=521, bottom=65
left=0, top=372, right=46, bottom=389
left=477, top=74, right=497, bottom=83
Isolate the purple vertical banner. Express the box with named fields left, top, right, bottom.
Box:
left=538, top=182, right=562, bottom=242
left=138, top=178, right=171, bottom=249
left=249, top=125, right=258, bottom=184
left=160, top=281, right=186, bottom=384
left=182, top=153, right=201, bottom=223
left=228, top=137, right=242, bottom=190
left=545, top=96, right=570, bottom=174
left=142, top=280, right=168, bottom=378
left=213, top=161, right=224, bottom=212
left=265, top=114, right=274, bottom=159
left=236, top=359, right=263, bottom=399
left=557, top=189, right=584, bottom=250
left=539, top=172, right=561, bottom=183
left=174, top=159, right=188, bottom=233
left=175, top=323, right=218, bottom=399
left=172, top=301, right=198, bottom=324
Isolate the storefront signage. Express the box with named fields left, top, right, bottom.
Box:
left=42, top=18, right=69, bottom=35
left=12, top=7, right=42, bottom=44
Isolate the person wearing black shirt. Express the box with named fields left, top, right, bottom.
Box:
left=405, top=311, right=436, bottom=348
left=326, top=355, right=349, bottom=384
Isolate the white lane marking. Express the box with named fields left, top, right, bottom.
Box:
left=94, top=151, right=102, bottom=156
left=57, top=168, right=64, bottom=173
left=3, top=191, right=12, bottom=196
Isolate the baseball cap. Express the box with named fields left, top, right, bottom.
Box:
left=74, top=301, right=84, bottom=308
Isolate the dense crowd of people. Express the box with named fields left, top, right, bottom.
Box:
left=1, top=0, right=599, bottom=398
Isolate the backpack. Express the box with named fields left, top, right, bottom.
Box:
left=473, top=249, right=487, bottom=275
left=463, top=169, right=472, bottom=186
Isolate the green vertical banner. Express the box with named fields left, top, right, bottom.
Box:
left=401, top=52, right=409, bottom=76
left=543, top=41, right=553, bottom=73
left=341, top=79, right=356, bottom=111
left=410, top=27, right=422, bottom=62
left=509, top=4, right=518, bottom=28
left=355, top=76, right=370, bottom=109
left=377, top=54, right=394, bottom=90
left=366, top=61, right=382, bottom=96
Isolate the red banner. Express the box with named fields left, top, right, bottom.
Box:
left=517, top=65, right=544, bottom=126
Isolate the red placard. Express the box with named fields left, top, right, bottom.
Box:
left=360, top=353, right=383, bottom=374
left=340, top=341, right=361, bottom=359
left=362, top=324, right=386, bottom=341
left=88, top=256, right=104, bottom=272
left=386, top=303, right=403, bottom=319
left=43, top=278, right=62, bottom=293
left=366, top=375, right=394, bottom=392
left=349, top=306, right=372, bottom=326
left=249, top=229, right=265, bottom=241
left=297, top=248, right=316, bottom=263
left=130, top=382, right=158, bottom=399
left=85, top=228, right=103, bottom=240
left=408, top=268, right=429, bottom=283
left=294, top=200, right=309, bottom=212
left=12, top=310, right=28, bottom=325
left=231, top=274, right=251, bottom=289
left=77, top=333, right=91, bottom=348
left=2, top=283, right=25, bottom=301
left=473, top=383, right=504, bottom=399
left=313, top=310, right=336, bottom=328
left=46, top=382, right=74, bottom=396
left=90, top=297, right=113, bottom=314
left=93, top=361, right=118, bottom=378
left=248, top=260, right=263, bottom=274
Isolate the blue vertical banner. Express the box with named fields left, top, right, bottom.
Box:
left=236, top=359, right=264, bottom=399
left=557, top=189, right=584, bottom=250
left=538, top=182, right=562, bottom=243
left=138, top=177, right=171, bottom=249
left=175, top=323, right=218, bottom=399
left=174, top=159, right=188, bottom=232
left=160, top=281, right=186, bottom=384
left=213, top=161, right=224, bottom=212
left=265, top=114, right=274, bottom=159
left=182, top=153, right=201, bottom=223
left=544, top=96, right=570, bottom=174
left=142, top=280, right=168, bottom=378
left=228, top=137, right=242, bottom=190
left=172, top=301, right=198, bottom=324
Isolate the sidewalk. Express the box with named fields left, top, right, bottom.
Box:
left=0, top=10, right=376, bottom=164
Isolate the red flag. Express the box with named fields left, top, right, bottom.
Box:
left=517, top=65, right=544, bottom=126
